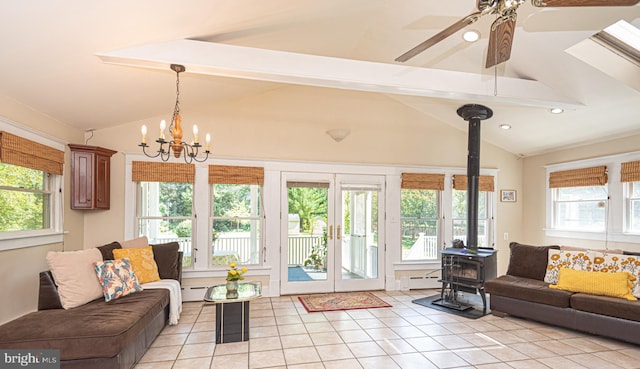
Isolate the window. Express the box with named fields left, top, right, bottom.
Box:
left=400, top=173, right=443, bottom=261
left=622, top=160, right=640, bottom=233
left=132, top=161, right=195, bottom=268
left=553, top=186, right=607, bottom=231
left=0, top=163, right=51, bottom=232
left=210, top=165, right=264, bottom=267
left=212, top=184, right=261, bottom=265
left=0, top=130, right=64, bottom=249
left=451, top=175, right=494, bottom=248
left=627, top=182, right=640, bottom=233
left=549, top=165, right=608, bottom=232
left=452, top=190, right=490, bottom=247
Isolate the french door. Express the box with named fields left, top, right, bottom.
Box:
left=281, top=172, right=385, bottom=295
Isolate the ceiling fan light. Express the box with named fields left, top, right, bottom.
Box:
left=550, top=108, right=564, bottom=114
left=463, top=30, right=480, bottom=43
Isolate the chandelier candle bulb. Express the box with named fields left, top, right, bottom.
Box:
left=205, top=133, right=211, bottom=151
left=193, top=125, right=199, bottom=144
left=141, top=125, right=147, bottom=144
left=159, top=120, right=166, bottom=140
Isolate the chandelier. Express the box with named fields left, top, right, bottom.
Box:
left=139, top=64, right=210, bottom=163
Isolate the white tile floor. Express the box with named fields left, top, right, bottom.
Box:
left=134, top=289, right=640, bottom=369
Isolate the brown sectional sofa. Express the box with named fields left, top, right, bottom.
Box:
left=0, top=242, right=182, bottom=369
left=485, top=242, right=640, bottom=345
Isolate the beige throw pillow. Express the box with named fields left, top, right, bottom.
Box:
left=46, top=248, right=103, bottom=309
left=120, top=236, right=149, bottom=249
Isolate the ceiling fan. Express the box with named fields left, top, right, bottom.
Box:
left=395, top=0, right=640, bottom=68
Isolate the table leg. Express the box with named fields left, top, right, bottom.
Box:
left=215, top=301, right=250, bottom=344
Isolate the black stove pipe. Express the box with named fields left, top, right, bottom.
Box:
left=456, top=104, right=493, bottom=249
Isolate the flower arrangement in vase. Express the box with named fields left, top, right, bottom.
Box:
left=225, top=262, right=247, bottom=299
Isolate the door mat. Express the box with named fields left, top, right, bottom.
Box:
left=299, top=292, right=392, bottom=312
left=412, top=294, right=490, bottom=319
left=288, top=266, right=313, bottom=281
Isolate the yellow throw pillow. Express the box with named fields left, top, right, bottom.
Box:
left=550, top=267, right=637, bottom=301
left=113, top=246, right=160, bottom=284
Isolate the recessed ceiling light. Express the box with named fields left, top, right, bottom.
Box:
left=550, top=108, right=564, bottom=114
left=463, top=30, right=480, bottom=43
left=499, top=124, right=511, bottom=130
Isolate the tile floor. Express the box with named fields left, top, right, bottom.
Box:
left=134, top=289, right=640, bottom=369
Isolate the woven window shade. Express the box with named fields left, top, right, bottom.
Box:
left=209, top=165, right=264, bottom=185
left=549, top=165, right=607, bottom=188
left=131, top=161, right=194, bottom=183
left=621, top=161, right=640, bottom=183
left=401, top=173, right=445, bottom=190
left=0, top=131, right=64, bottom=174
left=452, top=175, right=495, bottom=192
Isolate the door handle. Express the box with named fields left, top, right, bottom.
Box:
left=337, top=225, right=341, bottom=240
left=328, top=225, right=333, bottom=240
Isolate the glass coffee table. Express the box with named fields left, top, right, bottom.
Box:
left=204, top=282, right=262, bottom=344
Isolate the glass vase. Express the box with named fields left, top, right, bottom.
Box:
left=226, top=280, right=239, bottom=299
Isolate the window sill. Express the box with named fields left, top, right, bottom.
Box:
left=545, top=229, right=640, bottom=244
left=393, top=261, right=441, bottom=271
left=183, top=266, right=272, bottom=279
left=0, top=231, right=64, bottom=251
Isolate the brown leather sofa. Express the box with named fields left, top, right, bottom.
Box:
left=485, top=242, right=640, bottom=345
left=0, top=242, right=182, bottom=369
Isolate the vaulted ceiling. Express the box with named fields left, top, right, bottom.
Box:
left=1, top=0, right=639, bottom=156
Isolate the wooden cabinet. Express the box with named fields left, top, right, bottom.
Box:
left=69, top=144, right=117, bottom=210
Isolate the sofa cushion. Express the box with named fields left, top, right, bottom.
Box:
left=571, top=293, right=640, bottom=322
left=46, top=248, right=104, bottom=309
left=485, top=275, right=573, bottom=308
left=506, top=242, right=559, bottom=281
left=0, top=289, right=169, bottom=361
left=96, top=241, right=122, bottom=260
left=549, top=268, right=636, bottom=301
left=150, top=242, right=181, bottom=280
left=113, top=246, right=160, bottom=284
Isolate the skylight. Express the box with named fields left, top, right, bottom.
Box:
left=591, top=20, right=640, bottom=66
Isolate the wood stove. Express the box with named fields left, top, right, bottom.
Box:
left=436, top=247, right=497, bottom=312
left=430, top=104, right=497, bottom=315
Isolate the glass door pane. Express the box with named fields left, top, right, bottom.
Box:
left=335, top=176, right=385, bottom=292
left=281, top=173, right=335, bottom=295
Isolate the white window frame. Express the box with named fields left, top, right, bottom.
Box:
left=0, top=118, right=64, bottom=251
left=545, top=151, right=640, bottom=243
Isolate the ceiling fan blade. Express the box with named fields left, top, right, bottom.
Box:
left=533, top=0, right=639, bottom=7
left=486, top=14, right=517, bottom=68
left=395, top=11, right=483, bottom=62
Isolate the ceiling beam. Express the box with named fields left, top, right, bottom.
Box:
left=97, top=39, right=583, bottom=110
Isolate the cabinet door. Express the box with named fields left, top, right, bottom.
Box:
left=71, top=151, right=94, bottom=209
left=95, top=154, right=111, bottom=209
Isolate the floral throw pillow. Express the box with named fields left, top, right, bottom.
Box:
left=591, top=251, right=640, bottom=298
left=544, top=249, right=593, bottom=284
left=94, top=258, right=143, bottom=302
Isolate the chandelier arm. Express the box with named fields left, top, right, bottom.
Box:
left=139, top=143, right=163, bottom=159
